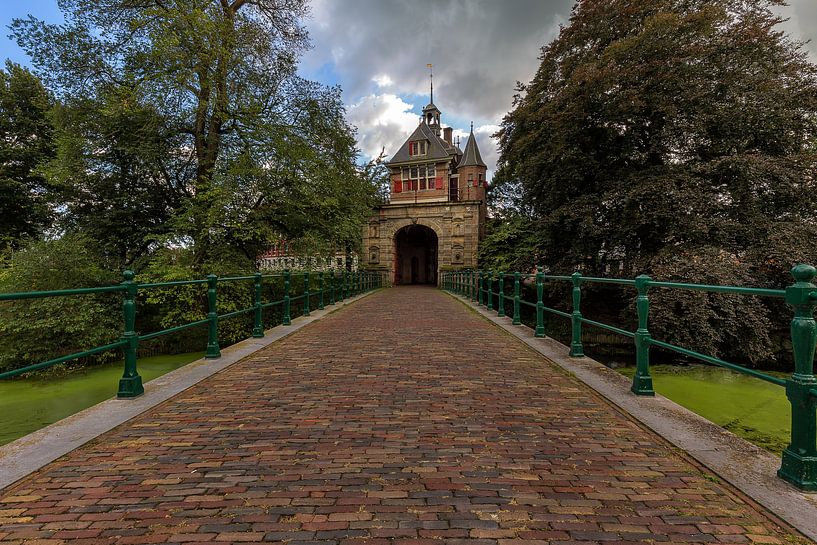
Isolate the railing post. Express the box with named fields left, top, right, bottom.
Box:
left=303, top=272, right=311, bottom=316
left=631, top=274, right=655, bottom=396
left=779, top=264, right=817, bottom=490
left=252, top=272, right=264, bottom=338
left=512, top=272, right=521, bottom=325
left=117, top=270, right=143, bottom=398
left=283, top=270, right=291, bottom=325
left=487, top=270, right=494, bottom=311
left=330, top=271, right=336, bottom=305
left=343, top=271, right=348, bottom=300
left=471, top=270, right=478, bottom=302
left=205, top=274, right=221, bottom=359
left=318, top=271, right=325, bottom=310
left=497, top=272, right=505, bottom=317
left=535, top=266, right=545, bottom=337
left=477, top=271, right=483, bottom=305
left=569, top=272, right=584, bottom=357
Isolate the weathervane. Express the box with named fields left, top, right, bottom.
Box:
left=427, top=63, right=433, bottom=103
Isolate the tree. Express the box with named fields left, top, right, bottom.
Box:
left=493, top=0, right=817, bottom=365
left=0, top=234, right=120, bottom=373
left=0, top=63, right=55, bottom=251
left=13, top=0, right=374, bottom=265
left=45, top=85, right=185, bottom=267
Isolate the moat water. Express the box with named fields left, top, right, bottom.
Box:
left=0, top=352, right=202, bottom=445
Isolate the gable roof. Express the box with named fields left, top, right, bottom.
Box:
left=458, top=129, right=486, bottom=168
left=388, top=122, right=453, bottom=165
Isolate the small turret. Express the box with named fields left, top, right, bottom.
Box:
left=457, top=122, right=487, bottom=201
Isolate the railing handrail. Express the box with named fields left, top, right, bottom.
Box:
left=442, top=264, right=817, bottom=491
left=0, top=269, right=386, bottom=390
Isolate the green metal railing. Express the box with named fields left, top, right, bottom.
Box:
left=443, top=265, right=817, bottom=491
left=0, top=269, right=383, bottom=398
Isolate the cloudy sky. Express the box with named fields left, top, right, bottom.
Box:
left=1, top=0, right=816, bottom=177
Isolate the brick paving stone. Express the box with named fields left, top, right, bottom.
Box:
left=0, top=287, right=810, bottom=544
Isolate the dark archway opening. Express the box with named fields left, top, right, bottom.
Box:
left=394, top=225, right=438, bottom=285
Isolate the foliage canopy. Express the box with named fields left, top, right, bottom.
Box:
left=487, top=0, right=817, bottom=365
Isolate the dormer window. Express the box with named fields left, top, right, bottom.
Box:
left=409, top=140, right=428, bottom=156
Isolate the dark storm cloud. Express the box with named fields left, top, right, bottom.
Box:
left=784, top=0, right=817, bottom=62
left=301, top=0, right=817, bottom=171
left=303, top=0, right=575, bottom=122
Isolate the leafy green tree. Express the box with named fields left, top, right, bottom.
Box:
left=0, top=234, right=120, bottom=373
left=493, top=0, right=817, bottom=365
left=496, top=0, right=817, bottom=275
left=0, top=63, right=55, bottom=251
left=13, top=0, right=374, bottom=264
left=46, top=86, right=185, bottom=266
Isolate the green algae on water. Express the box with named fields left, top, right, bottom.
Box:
left=0, top=352, right=203, bottom=445
left=618, top=364, right=790, bottom=454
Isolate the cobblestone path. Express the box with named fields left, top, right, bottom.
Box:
left=0, top=287, right=808, bottom=544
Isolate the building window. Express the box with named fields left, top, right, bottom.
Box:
left=409, top=140, right=428, bottom=156
left=468, top=173, right=474, bottom=186
left=478, top=173, right=483, bottom=186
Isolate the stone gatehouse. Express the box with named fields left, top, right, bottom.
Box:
left=362, top=91, right=488, bottom=285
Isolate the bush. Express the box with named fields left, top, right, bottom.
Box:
left=0, top=235, right=120, bottom=373
left=136, top=246, right=258, bottom=351
left=647, top=247, right=775, bottom=368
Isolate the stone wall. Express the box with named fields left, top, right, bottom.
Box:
left=362, top=199, right=484, bottom=284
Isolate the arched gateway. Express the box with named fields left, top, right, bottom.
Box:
left=360, top=78, right=489, bottom=285
left=394, top=225, right=438, bottom=285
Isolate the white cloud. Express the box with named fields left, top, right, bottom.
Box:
left=301, top=0, right=573, bottom=123
left=372, top=74, right=394, bottom=88
left=347, top=93, right=420, bottom=160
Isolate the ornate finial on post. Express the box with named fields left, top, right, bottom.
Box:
left=205, top=274, right=221, bottom=359
left=252, top=272, right=264, bottom=338
left=283, top=269, right=291, bottom=325
left=487, top=271, right=494, bottom=311
left=497, top=271, right=506, bottom=317
left=117, top=270, right=143, bottom=398
left=303, top=272, right=311, bottom=316
left=512, top=272, right=521, bottom=325
left=631, top=275, right=655, bottom=396
left=535, top=266, right=545, bottom=337
left=779, top=264, right=817, bottom=490
left=569, top=272, right=584, bottom=357
left=318, top=271, right=325, bottom=310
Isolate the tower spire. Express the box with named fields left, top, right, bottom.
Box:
left=427, top=63, right=433, bottom=103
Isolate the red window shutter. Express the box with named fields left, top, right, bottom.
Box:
left=394, top=179, right=402, bottom=193
left=435, top=176, right=443, bottom=190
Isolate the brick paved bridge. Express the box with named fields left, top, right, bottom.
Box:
left=0, top=287, right=809, bottom=544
